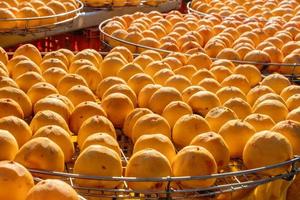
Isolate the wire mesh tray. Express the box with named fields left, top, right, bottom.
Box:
left=0, top=0, right=84, bottom=35
left=26, top=131, right=300, bottom=199
left=98, top=17, right=300, bottom=72
left=8, top=49, right=299, bottom=199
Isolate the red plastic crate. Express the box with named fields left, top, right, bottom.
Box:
left=5, top=28, right=102, bottom=53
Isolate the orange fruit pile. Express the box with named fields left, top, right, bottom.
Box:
left=0, top=43, right=299, bottom=198
left=191, top=0, right=297, bottom=21
left=0, top=0, right=80, bottom=30
left=102, top=10, right=300, bottom=74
